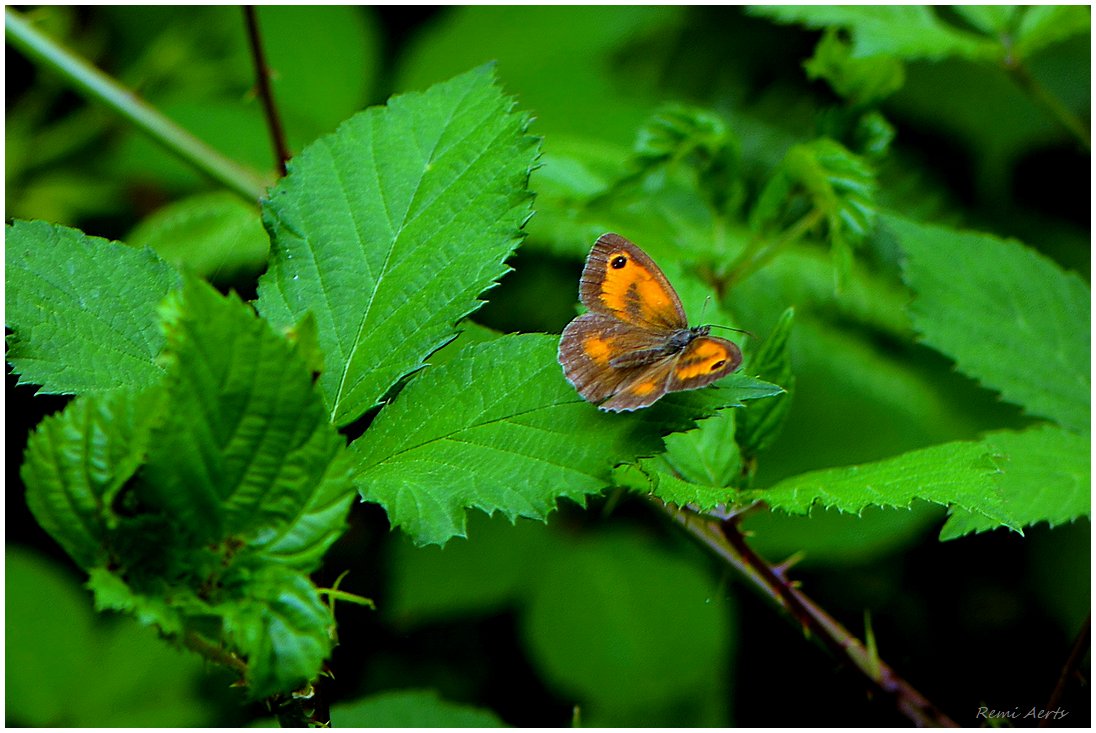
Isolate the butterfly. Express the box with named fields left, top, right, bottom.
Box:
left=558, top=233, right=743, bottom=411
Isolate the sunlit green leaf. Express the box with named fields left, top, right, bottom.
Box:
left=257, top=65, right=539, bottom=426
left=6, top=220, right=180, bottom=395
left=940, top=425, right=1090, bottom=539
left=350, top=333, right=779, bottom=546
left=749, top=439, right=1015, bottom=532
left=892, top=214, right=1090, bottom=434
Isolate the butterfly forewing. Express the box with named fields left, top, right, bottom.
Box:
left=579, top=234, right=688, bottom=332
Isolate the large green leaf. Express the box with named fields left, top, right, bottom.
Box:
left=143, top=278, right=353, bottom=561
left=749, top=440, right=1015, bottom=531
left=940, top=425, right=1090, bottom=539
left=6, top=220, right=180, bottom=395
left=256, top=65, right=539, bottom=427
left=521, top=529, right=732, bottom=726
left=350, top=333, right=780, bottom=546
left=891, top=214, right=1090, bottom=434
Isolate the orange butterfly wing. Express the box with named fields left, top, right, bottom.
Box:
left=578, top=233, right=687, bottom=332
left=559, top=233, right=743, bottom=412
left=667, top=335, right=742, bottom=392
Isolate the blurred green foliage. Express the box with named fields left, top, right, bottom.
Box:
left=6, top=5, right=1089, bottom=727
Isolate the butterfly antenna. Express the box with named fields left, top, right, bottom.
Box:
left=709, top=324, right=755, bottom=339
left=699, top=295, right=712, bottom=320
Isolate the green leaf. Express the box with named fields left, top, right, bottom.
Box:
left=142, top=278, right=353, bottom=558
left=939, top=425, right=1090, bottom=540
left=127, top=192, right=270, bottom=283
left=350, top=333, right=777, bottom=546
left=521, top=529, right=732, bottom=725
left=396, top=7, right=681, bottom=144
left=331, top=690, right=506, bottom=727
left=220, top=564, right=333, bottom=700
left=250, top=447, right=357, bottom=571
left=750, top=6, right=997, bottom=61
left=891, top=214, right=1090, bottom=434
left=6, top=220, right=180, bottom=395
left=749, top=440, right=1015, bottom=532
left=21, top=389, right=163, bottom=569
left=625, top=104, right=741, bottom=214
left=788, top=139, right=878, bottom=247
left=6, top=548, right=218, bottom=727
left=1015, top=6, right=1091, bottom=60
left=86, top=567, right=185, bottom=635
left=804, top=29, right=906, bottom=106
left=256, top=65, right=539, bottom=427
left=951, top=6, right=1019, bottom=37
left=615, top=459, right=738, bottom=511
left=738, top=307, right=796, bottom=459
left=6, top=547, right=96, bottom=723
left=660, top=411, right=743, bottom=489
left=751, top=139, right=877, bottom=282
left=621, top=397, right=753, bottom=510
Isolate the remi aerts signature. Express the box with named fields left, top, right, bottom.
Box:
left=976, top=706, right=1069, bottom=722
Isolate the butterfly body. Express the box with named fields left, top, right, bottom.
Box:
left=558, top=233, right=742, bottom=411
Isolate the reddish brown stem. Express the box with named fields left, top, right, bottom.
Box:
left=243, top=6, right=291, bottom=176
left=653, top=498, right=958, bottom=727
left=1040, top=614, right=1090, bottom=728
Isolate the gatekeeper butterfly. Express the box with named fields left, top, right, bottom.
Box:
left=558, top=233, right=743, bottom=411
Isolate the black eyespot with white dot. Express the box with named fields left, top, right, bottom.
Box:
left=611, top=255, right=628, bottom=269
left=711, top=360, right=726, bottom=371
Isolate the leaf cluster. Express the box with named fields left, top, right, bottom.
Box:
left=6, top=6, right=1089, bottom=725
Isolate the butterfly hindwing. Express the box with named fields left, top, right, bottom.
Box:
left=668, top=335, right=742, bottom=392
left=558, top=313, right=670, bottom=405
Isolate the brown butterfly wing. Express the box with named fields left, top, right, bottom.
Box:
left=578, top=233, right=688, bottom=332
left=558, top=313, right=672, bottom=406
left=597, top=356, right=679, bottom=411
left=666, top=335, right=742, bottom=392
left=599, top=335, right=742, bottom=411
